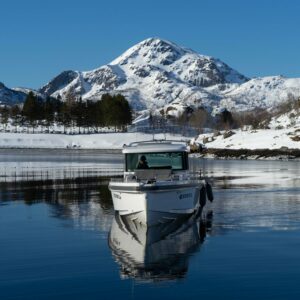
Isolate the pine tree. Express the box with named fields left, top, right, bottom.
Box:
left=101, top=94, right=114, bottom=128
left=92, top=100, right=104, bottom=131
left=100, top=94, right=132, bottom=130
left=0, top=106, right=9, bottom=131
left=22, top=91, right=39, bottom=132
left=114, top=94, right=132, bottom=130
left=44, top=97, right=55, bottom=129
left=52, top=96, right=63, bottom=126
left=10, top=105, right=22, bottom=132
left=61, top=102, right=72, bottom=133
left=216, top=109, right=234, bottom=130
left=74, top=97, right=85, bottom=133
left=61, top=90, right=76, bottom=132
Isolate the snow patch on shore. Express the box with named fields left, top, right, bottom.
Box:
left=0, top=132, right=187, bottom=149
left=197, top=128, right=300, bottom=150
left=1, top=127, right=300, bottom=151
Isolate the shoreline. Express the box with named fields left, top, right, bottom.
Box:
left=0, top=132, right=299, bottom=160
left=0, top=132, right=188, bottom=150
left=1, top=146, right=300, bottom=161
left=197, top=148, right=300, bottom=160
left=0, top=147, right=122, bottom=153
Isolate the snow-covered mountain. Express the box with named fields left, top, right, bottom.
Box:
left=39, top=38, right=249, bottom=112
left=2, top=38, right=300, bottom=114
left=0, top=82, right=28, bottom=105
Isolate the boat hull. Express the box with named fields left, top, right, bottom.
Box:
left=109, top=183, right=201, bottom=226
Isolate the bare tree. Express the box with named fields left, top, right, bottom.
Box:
left=188, top=108, right=208, bottom=133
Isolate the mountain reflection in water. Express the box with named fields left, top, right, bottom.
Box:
left=109, top=211, right=213, bottom=282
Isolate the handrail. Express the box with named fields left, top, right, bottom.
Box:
left=126, top=139, right=189, bottom=147
left=110, top=170, right=203, bottom=184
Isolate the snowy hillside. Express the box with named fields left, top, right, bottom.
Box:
left=209, top=76, right=300, bottom=113
left=268, top=103, right=300, bottom=130
left=196, top=127, right=300, bottom=151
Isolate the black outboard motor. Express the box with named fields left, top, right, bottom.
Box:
left=199, top=185, right=207, bottom=207
left=205, top=181, right=214, bottom=202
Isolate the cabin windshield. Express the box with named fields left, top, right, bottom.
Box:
left=125, top=152, right=188, bottom=171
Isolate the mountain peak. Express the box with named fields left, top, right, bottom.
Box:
left=37, top=38, right=254, bottom=112
left=40, top=70, right=79, bottom=96
left=138, top=37, right=189, bottom=53
left=110, top=37, right=190, bottom=66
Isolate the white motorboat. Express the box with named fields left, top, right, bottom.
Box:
left=109, top=140, right=213, bottom=226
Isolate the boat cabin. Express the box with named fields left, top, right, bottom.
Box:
left=122, top=141, right=189, bottom=181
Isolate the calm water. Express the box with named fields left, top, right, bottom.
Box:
left=1, top=150, right=300, bottom=299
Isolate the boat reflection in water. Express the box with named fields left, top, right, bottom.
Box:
left=108, top=209, right=213, bottom=282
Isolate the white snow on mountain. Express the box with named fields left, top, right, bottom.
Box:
left=13, top=87, right=45, bottom=99
left=39, top=38, right=250, bottom=113
left=2, top=38, right=300, bottom=115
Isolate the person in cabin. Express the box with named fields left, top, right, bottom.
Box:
left=137, top=155, right=149, bottom=169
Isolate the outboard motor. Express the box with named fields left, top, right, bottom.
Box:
left=205, top=181, right=214, bottom=202
left=199, top=185, right=207, bottom=207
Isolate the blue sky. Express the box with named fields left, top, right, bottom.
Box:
left=1, top=0, right=300, bottom=89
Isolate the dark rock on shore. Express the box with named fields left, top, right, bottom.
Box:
left=204, top=148, right=300, bottom=160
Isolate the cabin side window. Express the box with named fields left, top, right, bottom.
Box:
left=125, top=152, right=188, bottom=171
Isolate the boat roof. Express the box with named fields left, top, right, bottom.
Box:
left=122, top=140, right=189, bottom=154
